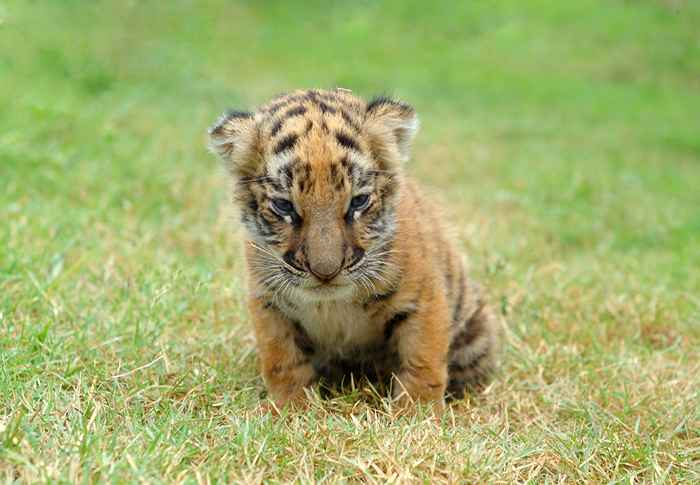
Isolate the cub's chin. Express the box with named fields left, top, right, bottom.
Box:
left=295, top=282, right=356, bottom=303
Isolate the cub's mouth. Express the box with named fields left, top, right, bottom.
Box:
left=300, top=278, right=355, bottom=301
left=308, top=282, right=343, bottom=289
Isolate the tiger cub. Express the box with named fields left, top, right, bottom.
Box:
left=208, top=88, right=501, bottom=410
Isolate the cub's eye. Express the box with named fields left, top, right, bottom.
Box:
left=350, top=194, right=370, bottom=210
left=271, top=198, right=294, bottom=214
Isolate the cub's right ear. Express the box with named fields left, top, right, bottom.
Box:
left=207, top=110, right=261, bottom=177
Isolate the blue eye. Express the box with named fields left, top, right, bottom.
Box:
left=350, top=194, right=370, bottom=210
left=271, top=198, right=294, bottom=214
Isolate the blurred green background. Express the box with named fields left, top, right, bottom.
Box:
left=3, top=1, right=699, bottom=285
left=1, top=1, right=699, bottom=481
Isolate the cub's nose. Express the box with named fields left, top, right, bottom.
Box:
left=308, top=261, right=342, bottom=283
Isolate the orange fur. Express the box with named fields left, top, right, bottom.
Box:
left=209, top=89, right=502, bottom=410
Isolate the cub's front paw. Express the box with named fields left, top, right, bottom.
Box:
left=263, top=362, right=317, bottom=412
left=391, top=369, right=446, bottom=415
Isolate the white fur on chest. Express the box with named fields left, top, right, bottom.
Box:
left=283, top=300, right=381, bottom=356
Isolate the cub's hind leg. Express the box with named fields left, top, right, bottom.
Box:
left=447, top=282, right=501, bottom=400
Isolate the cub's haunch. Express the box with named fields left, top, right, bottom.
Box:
left=208, top=88, right=502, bottom=410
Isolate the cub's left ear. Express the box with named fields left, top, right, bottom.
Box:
left=207, top=109, right=261, bottom=177
left=363, top=96, right=419, bottom=168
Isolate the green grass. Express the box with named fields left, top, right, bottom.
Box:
left=2, top=0, right=699, bottom=482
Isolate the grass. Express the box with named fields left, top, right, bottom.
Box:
left=1, top=0, right=699, bottom=482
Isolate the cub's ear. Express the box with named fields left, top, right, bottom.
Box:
left=363, top=96, right=419, bottom=168
left=207, top=110, right=261, bottom=177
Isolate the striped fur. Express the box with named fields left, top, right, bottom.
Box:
left=208, top=89, right=502, bottom=410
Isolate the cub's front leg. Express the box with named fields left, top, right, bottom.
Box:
left=391, top=292, right=450, bottom=410
left=249, top=297, right=316, bottom=409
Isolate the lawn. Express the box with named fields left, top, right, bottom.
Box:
left=1, top=0, right=699, bottom=482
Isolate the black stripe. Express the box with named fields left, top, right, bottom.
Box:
left=366, top=96, right=412, bottom=116
left=340, top=108, right=361, bottom=132
left=246, top=197, right=258, bottom=212
left=292, top=321, right=315, bottom=356
left=366, top=95, right=394, bottom=113
left=264, top=177, right=285, bottom=192
left=284, top=105, right=306, bottom=118
left=367, top=169, right=387, bottom=177
left=265, top=94, right=305, bottom=114
left=339, top=156, right=352, bottom=178
left=273, top=134, right=298, bottom=154
left=335, top=132, right=361, bottom=153
left=283, top=251, right=305, bottom=272
left=446, top=379, right=466, bottom=400
left=224, top=109, right=252, bottom=119
left=384, top=310, right=412, bottom=340
left=267, top=101, right=288, bottom=115
left=270, top=119, right=283, bottom=137
left=270, top=105, right=307, bottom=138
left=318, top=91, right=340, bottom=102
left=319, top=101, right=337, bottom=114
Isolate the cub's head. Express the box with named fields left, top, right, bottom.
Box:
left=208, top=89, right=418, bottom=301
